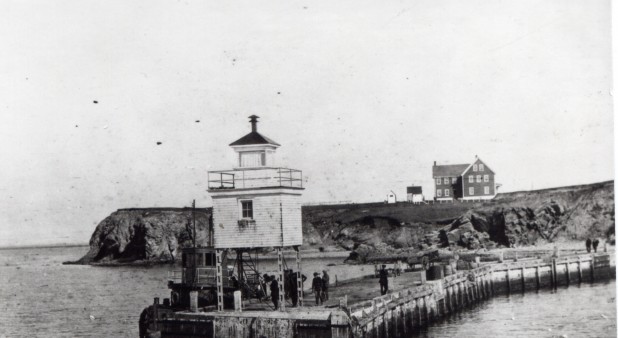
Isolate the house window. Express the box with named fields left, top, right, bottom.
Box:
left=444, top=177, right=449, bottom=184
left=484, top=186, right=490, bottom=194
left=473, top=164, right=478, bottom=172
left=468, top=175, right=474, bottom=183
left=445, top=189, right=450, bottom=197
left=476, top=175, right=482, bottom=183
left=241, top=200, right=253, bottom=219
left=452, top=177, right=457, bottom=184
left=436, top=178, right=441, bottom=185
left=469, top=187, right=475, bottom=195
left=479, top=164, right=484, bottom=171
left=483, top=175, right=489, bottom=182
left=437, top=189, right=442, bottom=197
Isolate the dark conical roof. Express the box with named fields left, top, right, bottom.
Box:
left=229, top=131, right=280, bottom=146
left=229, top=115, right=281, bottom=146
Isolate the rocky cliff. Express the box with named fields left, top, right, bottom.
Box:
left=73, top=208, right=211, bottom=264
left=75, top=181, right=614, bottom=264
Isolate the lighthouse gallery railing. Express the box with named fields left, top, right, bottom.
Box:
left=207, top=167, right=303, bottom=190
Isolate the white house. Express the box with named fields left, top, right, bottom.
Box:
left=406, top=186, right=424, bottom=204
left=386, top=191, right=397, bottom=204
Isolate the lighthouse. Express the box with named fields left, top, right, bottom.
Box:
left=208, top=115, right=304, bottom=311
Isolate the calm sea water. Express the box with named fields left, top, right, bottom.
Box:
left=0, top=246, right=615, bottom=337
left=416, top=280, right=617, bottom=338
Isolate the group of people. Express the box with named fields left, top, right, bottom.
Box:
left=586, top=238, right=601, bottom=253
left=311, top=270, right=330, bottom=305
left=266, top=269, right=329, bottom=309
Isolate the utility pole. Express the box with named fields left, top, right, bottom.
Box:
left=192, top=199, right=197, bottom=285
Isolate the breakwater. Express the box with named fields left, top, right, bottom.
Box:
left=155, top=252, right=614, bottom=338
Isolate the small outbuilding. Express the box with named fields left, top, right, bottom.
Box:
left=406, top=186, right=424, bottom=204
left=386, top=191, right=397, bottom=204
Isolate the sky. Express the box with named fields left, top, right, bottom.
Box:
left=0, top=0, right=613, bottom=247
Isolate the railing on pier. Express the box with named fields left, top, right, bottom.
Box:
left=207, top=167, right=303, bottom=190
left=168, top=268, right=230, bottom=286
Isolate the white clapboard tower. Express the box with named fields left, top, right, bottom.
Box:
left=207, top=115, right=304, bottom=310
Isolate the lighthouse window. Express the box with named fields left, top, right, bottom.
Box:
left=240, top=152, right=265, bottom=167
left=241, top=200, right=253, bottom=219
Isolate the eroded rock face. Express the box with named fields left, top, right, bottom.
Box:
left=439, top=201, right=568, bottom=249
left=76, top=208, right=211, bottom=264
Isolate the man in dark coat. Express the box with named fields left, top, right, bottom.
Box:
left=322, top=270, right=330, bottom=301
left=593, top=238, right=600, bottom=253
left=379, top=265, right=389, bottom=295
left=312, top=272, right=323, bottom=305
left=586, top=238, right=592, bottom=253
left=270, top=277, right=279, bottom=310
left=289, top=271, right=307, bottom=307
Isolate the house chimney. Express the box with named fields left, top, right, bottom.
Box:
left=249, top=115, right=259, bottom=132
left=433, top=161, right=436, bottom=166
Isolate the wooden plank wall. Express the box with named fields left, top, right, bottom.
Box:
left=212, top=193, right=302, bottom=248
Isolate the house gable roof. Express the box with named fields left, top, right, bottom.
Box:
left=461, top=157, right=495, bottom=175
left=432, top=164, right=469, bottom=178
left=407, top=186, right=422, bottom=194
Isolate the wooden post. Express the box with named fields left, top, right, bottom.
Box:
left=277, top=247, right=286, bottom=311
left=552, top=258, right=557, bottom=288
left=233, top=290, right=242, bottom=312
left=591, top=255, right=595, bottom=282
left=521, top=267, right=525, bottom=292
left=190, top=291, right=198, bottom=312
left=535, top=264, right=540, bottom=289
left=506, top=268, right=511, bottom=293
left=296, top=249, right=303, bottom=307
left=417, top=299, right=423, bottom=327
left=490, top=270, right=494, bottom=295
left=577, top=256, right=582, bottom=283
left=153, top=298, right=159, bottom=330
left=215, top=249, right=224, bottom=312
left=565, top=258, right=570, bottom=285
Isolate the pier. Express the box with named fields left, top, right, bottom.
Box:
left=154, top=251, right=614, bottom=337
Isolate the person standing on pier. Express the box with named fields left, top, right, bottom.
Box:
left=593, top=238, right=600, bottom=253
left=379, top=265, right=389, bottom=295
left=586, top=238, right=592, bottom=253
left=270, top=277, right=279, bottom=310
left=289, top=272, right=307, bottom=307
left=312, top=272, right=323, bottom=305
left=322, top=270, right=330, bottom=301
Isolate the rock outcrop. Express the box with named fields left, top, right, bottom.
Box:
left=74, top=208, right=211, bottom=264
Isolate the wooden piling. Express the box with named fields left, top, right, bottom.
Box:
left=490, top=270, right=494, bottom=295
left=506, top=267, right=511, bottom=293
left=591, top=255, right=595, bottom=282
left=521, top=267, right=525, bottom=292
left=577, top=257, right=582, bottom=283
left=535, top=264, right=540, bottom=289
left=565, top=258, right=570, bottom=285
left=550, top=259, right=556, bottom=288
